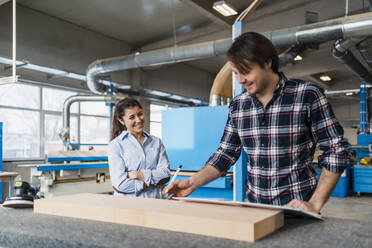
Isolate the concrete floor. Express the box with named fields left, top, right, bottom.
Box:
left=322, top=194, right=372, bottom=221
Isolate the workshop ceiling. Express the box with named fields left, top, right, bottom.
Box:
left=14, top=0, right=372, bottom=90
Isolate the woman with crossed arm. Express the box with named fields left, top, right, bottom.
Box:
left=108, top=98, right=171, bottom=198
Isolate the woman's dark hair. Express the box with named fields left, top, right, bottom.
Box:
left=227, top=32, right=279, bottom=74
left=111, top=97, right=142, bottom=140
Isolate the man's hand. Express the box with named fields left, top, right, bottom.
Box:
left=162, top=178, right=195, bottom=198
left=286, top=199, right=321, bottom=213
left=128, top=171, right=145, bottom=181
left=162, top=164, right=222, bottom=199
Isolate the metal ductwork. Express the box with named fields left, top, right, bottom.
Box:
left=332, top=39, right=372, bottom=83
left=59, top=94, right=124, bottom=145
left=86, top=39, right=231, bottom=95
left=0, top=56, right=204, bottom=106
left=358, top=36, right=372, bottom=69
left=87, top=12, right=372, bottom=99
left=278, top=45, right=306, bottom=68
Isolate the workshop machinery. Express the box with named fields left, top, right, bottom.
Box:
left=162, top=105, right=246, bottom=201
left=19, top=149, right=111, bottom=198
left=2, top=181, right=38, bottom=208
left=160, top=20, right=248, bottom=202
left=353, top=84, right=372, bottom=195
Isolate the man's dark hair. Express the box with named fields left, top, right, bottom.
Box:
left=227, top=32, right=279, bottom=74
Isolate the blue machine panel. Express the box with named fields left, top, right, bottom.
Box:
left=162, top=105, right=232, bottom=172
left=37, top=163, right=108, bottom=171
left=354, top=166, right=372, bottom=193
left=47, top=156, right=108, bottom=162
left=162, top=106, right=247, bottom=201
left=356, top=134, right=371, bottom=164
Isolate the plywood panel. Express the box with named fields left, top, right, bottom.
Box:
left=34, top=193, right=284, bottom=242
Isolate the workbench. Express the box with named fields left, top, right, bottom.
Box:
left=0, top=208, right=370, bottom=248
left=0, top=172, right=19, bottom=199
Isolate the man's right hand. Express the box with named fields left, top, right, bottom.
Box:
left=163, top=178, right=195, bottom=198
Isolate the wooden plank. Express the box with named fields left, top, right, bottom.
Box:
left=34, top=193, right=284, bottom=242
left=174, top=197, right=323, bottom=220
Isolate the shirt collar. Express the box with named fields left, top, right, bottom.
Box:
left=273, top=72, right=287, bottom=97
left=120, top=130, right=152, bottom=141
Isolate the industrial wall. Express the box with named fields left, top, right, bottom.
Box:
left=0, top=3, right=215, bottom=101
left=0, top=2, right=364, bottom=141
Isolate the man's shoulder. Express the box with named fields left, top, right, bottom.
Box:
left=285, top=78, right=324, bottom=95
left=229, top=91, right=252, bottom=110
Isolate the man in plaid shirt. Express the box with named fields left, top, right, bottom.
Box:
left=165, top=32, right=349, bottom=213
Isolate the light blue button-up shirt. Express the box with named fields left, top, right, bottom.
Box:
left=108, top=130, right=171, bottom=198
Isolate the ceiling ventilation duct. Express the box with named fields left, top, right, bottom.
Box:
left=358, top=37, right=372, bottom=69
left=332, top=39, right=372, bottom=83
left=86, top=12, right=372, bottom=99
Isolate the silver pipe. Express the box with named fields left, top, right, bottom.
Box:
left=278, top=45, right=306, bottom=67
left=358, top=37, right=372, bottom=69
left=220, top=96, right=227, bottom=105
left=209, top=94, right=222, bottom=106
left=86, top=12, right=372, bottom=97
left=0, top=56, right=204, bottom=106
left=332, top=39, right=372, bottom=83
left=59, top=94, right=123, bottom=144
left=86, top=39, right=231, bottom=94
left=324, top=88, right=361, bottom=96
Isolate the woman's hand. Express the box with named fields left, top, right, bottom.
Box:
left=128, top=171, right=145, bottom=181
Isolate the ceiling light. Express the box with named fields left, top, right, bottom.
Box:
left=294, top=55, right=303, bottom=61
left=320, top=75, right=331, bottom=82
left=213, top=1, right=238, bottom=16
left=345, top=92, right=354, bottom=96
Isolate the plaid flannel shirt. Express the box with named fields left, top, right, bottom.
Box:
left=207, top=73, right=349, bottom=205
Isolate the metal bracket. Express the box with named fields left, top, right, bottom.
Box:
left=47, top=72, right=70, bottom=79
left=4, top=61, right=28, bottom=70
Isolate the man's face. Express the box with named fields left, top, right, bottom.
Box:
left=229, top=61, right=272, bottom=96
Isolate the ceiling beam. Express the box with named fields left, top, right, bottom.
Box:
left=0, top=0, right=10, bottom=6
left=180, top=0, right=234, bottom=28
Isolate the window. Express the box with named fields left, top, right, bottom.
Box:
left=0, top=82, right=111, bottom=160
left=80, top=116, right=110, bottom=144
left=44, top=114, right=78, bottom=154
left=0, top=108, right=40, bottom=158
left=43, top=88, right=78, bottom=113
left=81, top=102, right=110, bottom=117
left=150, top=104, right=167, bottom=138
left=0, top=83, right=39, bottom=109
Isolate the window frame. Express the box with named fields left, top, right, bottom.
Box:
left=1, top=81, right=110, bottom=162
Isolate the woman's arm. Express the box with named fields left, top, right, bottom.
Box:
left=108, top=142, right=147, bottom=194
left=140, top=140, right=171, bottom=187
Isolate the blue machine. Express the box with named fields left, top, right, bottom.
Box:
left=161, top=21, right=249, bottom=201
left=353, top=84, right=372, bottom=195
left=162, top=105, right=246, bottom=201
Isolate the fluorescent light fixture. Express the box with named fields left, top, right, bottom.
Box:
left=294, top=55, right=303, bottom=61
left=345, top=92, right=354, bottom=96
left=320, top=75, right=331, bottom=82
left=213, top=1, right=237, bottom=16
